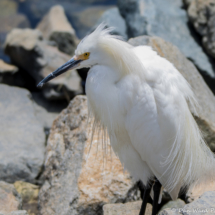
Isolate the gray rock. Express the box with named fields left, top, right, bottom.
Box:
left=9, top=211, right=29, bottom=215
left=188, top=0, right=215, bottom=59
left=129, top=36, right=215, bottom=151
left=36, top=5, right=79, bottom=55
left=118, top=0, right=215, bottom=79
left=0, top=84, right=45, bottom=183
left=4, top=28, right=82, bottom=100
left=103, top=201, right=152, bottom=215
left=92, top=7, right=128, bottom=40
left=0, top=181, right=22, bottom=213
left=33, top=101, right=58, bottom=131
left=158, top=209, right=179, bottom=215
left=159, top=199, right=185, bottom=213
left=39, top=95, right=139, bottom=215
left=183, top=191, right=215, bottom=214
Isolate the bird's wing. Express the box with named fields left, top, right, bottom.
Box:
left=121, top=46, right=200, bottom=199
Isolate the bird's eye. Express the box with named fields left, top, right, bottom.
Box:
left=85, top=53, right=89, bottom=57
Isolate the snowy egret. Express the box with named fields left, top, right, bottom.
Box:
left=38, top=25, right=215, bottom=215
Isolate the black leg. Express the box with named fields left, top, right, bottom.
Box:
left=152, top=179, right=162, bottom=215
left=138, top=180, right=153, bottom=215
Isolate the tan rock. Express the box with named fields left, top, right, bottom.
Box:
left=39, top=95, right=138, bottom=215
left=186, top=181, right=215, bottom=202
left=129, top=36, right=215, bottom=151
left=14, top=181, right=39, bottom=215
left=37, top=5, right=78, bottom=55
left=103, top=201, right=152, bottom=215
left=0, top=60, right=18, bottom=74
left=4, top=28, right=82, bottom=100
left=0, top=181, right=22, bottom=213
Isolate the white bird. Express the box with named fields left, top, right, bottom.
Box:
left=38, top=25, right=215, bottom=215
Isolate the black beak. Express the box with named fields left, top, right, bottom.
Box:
left=37, top=57, right=82, bottom=87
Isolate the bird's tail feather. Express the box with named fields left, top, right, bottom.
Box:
left=161, top=95, right=215, bottom=199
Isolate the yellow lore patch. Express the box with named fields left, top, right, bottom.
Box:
left=75, top=52, right=90, bottom=61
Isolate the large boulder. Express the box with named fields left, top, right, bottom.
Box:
left=4, top=28, right=82, bottom=100
left=39, top=95, right=139, bottom=215
left=0, top=181, right=22, bottom=213
left=117, top=0, right=215, bottom=81
left=0, top=84, right=45, bottom=183
left=129, top=36, right=215, bottom=151
left=36, top=5, right=79, bottom=55
left=187, top=0, right=215, bottom=59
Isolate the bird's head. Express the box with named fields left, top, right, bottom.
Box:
left=37, top=24, right=125, bottom=87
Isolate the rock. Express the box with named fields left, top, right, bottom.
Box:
left=33, top=101, right=59, bottom=131
left=70, top=5, right=113, bottom=38
left=92, top=7, right=128, bottom=40
left=0, top=211, right=29, bottom=215
left=0, top=59, right=18, bottom=74
left=0, top=181, right=22, bottom=213
left=36, top=5, right=79, bottom=55
left=14, top=181, right=39, bottom=215
left=159, top=199, right=185, bottom=212
left=0, top=59, right=21, bottom=86
left=103, top=201, right=152, bottom=215
left=118, top=0, right=215, bottom=80
left=129, top=36, right=215, bottom=151
left=158, top=209, right=179, bottom=215
left=183, top=0, right=194, bottom=7
left=183, top=191, right=215, bottom=214
left=186, top=181, right=215, bottom=202
left=188, top=0, right=215, bottom=58
left=4, top=28, right=82, bottom=100
left=0, top=84, right=45, bottom=183
left=39, top=95, right=139, bottom=215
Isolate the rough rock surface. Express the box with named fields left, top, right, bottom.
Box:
left=159, top=199, right=185, bottom=212
left=4, top=28, right=82, bottom=100
left=39, top=95, right=139, bottom=215
left=188, top=0, right=215, bottom=58
left=37, top=5, right=78, bottom=55
left=186, top=181, right=215, bottom=202
left=92, top=7, right=128, bottom=40
left=0, top=84, right=45, bottom=183
left=14, top=181, right=39, bottom=215
left=0, top=211, right=29, bottom=215
left=159, top=191, right=215, bottom=214
left=118, top=0, right=215, bottom=79
left=103, top=201, right=152, bottom=215
left=129, top=36, right=215, bottom=151
left=0, top=181, right=22, bottom=213
left=183, top=191, right=215, bottom=214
